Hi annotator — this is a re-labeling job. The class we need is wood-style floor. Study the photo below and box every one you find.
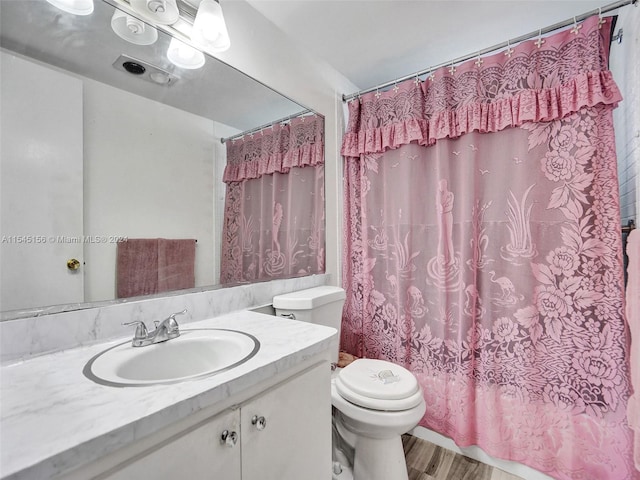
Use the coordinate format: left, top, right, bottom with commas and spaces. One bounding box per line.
402, 435, 524, 480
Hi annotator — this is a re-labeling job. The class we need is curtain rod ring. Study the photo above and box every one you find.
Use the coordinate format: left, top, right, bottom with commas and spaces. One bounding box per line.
504, 39, 514, 58
570, 16, 582, 35
535, 28, 545, 48
597, 7, 606, 28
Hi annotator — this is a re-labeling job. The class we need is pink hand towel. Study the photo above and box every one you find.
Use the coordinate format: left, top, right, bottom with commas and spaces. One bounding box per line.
116, 239, 159, 298
158, 239, 196, 293
116, 238, 196, 298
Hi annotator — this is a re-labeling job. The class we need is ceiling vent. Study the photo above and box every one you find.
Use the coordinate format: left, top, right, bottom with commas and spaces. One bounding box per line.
112, 54, 179, 86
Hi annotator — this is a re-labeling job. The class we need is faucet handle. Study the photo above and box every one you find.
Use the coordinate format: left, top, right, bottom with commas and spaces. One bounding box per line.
122, 321, 148, 340
168, 309, 187, 320
166, 309, 187, 330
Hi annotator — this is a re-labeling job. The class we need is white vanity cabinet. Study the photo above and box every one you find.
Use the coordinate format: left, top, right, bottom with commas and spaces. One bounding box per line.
94, 362, 331, 480
240, 362, 331, 480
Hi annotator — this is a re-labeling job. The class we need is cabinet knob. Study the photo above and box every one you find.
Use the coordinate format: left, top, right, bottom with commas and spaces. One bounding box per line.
251, 415, 267, 431
220, 430, 238, 447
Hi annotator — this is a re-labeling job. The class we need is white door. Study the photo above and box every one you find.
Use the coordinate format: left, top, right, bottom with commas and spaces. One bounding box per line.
0, 52, 84, 312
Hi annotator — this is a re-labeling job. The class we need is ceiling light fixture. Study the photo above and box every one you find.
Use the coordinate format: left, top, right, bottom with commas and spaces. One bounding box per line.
129, 0, 179, 25
167, 37, 205, 69
111, 10, 158, 45
45, 0, 94, 15
191, 0, 230, 53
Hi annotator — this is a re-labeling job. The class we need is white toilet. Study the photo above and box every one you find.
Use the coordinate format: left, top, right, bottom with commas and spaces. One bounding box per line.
273, 286, 426, 480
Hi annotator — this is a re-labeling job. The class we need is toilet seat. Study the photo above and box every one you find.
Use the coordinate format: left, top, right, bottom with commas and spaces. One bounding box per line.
335, 359, 423, 411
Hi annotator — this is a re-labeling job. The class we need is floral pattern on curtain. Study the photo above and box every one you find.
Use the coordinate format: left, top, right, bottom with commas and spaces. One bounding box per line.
341, 16, 637, 480
221, 115, 325, 284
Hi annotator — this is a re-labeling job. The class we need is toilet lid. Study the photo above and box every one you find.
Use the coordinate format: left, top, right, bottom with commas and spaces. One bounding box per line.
335, 359, 423, 411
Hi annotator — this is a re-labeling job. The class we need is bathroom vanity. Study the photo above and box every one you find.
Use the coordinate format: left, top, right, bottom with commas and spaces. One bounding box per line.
0, 311, 336, 480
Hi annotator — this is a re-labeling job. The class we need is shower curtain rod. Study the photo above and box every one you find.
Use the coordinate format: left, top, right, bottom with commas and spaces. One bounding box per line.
220, 108, 313, 144
342, 0, 637, 102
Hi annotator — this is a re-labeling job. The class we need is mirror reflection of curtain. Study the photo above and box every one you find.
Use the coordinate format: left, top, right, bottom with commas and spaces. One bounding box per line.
341, 16, 637, 479
220, 115, 325, 284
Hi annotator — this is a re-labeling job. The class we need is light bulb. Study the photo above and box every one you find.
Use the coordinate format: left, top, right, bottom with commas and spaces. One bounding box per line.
46, 0, 94, 15
167, 38, 205, 70
191, 0, 230, 53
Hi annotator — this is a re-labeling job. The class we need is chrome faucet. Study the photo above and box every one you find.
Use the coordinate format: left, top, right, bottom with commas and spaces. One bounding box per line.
123, 309, 187, 347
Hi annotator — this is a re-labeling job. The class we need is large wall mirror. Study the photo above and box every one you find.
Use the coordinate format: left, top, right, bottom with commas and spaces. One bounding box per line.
0, 0, 324, 319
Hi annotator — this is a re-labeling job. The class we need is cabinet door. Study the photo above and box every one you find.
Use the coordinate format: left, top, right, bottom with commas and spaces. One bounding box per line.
241, 363, 332, 480
103, 408, 241, 480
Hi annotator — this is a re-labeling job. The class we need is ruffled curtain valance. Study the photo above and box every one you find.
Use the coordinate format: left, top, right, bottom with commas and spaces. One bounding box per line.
341, 15, 622, 158
224, 114, 324, 183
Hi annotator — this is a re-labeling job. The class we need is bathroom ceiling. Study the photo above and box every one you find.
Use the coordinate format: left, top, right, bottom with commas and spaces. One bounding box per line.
245, 0, 612, 93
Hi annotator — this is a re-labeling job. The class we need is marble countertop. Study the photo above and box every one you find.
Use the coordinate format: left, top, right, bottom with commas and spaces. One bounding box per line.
0, 311, 336, 479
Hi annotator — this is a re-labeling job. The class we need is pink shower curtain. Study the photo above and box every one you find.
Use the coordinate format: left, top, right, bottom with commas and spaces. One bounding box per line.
628, 229, 640, 471
220, 115, 325, 284
341, 16, 637, 480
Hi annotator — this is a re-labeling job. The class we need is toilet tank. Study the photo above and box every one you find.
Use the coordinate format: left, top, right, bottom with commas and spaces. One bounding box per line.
273, 286, 346, 362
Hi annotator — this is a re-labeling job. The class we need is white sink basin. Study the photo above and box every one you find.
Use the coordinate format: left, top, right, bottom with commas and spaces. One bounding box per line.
84, 329, 260, 387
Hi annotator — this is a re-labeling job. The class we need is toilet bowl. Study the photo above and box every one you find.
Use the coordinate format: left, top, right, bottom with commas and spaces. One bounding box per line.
273, 287, 426, 480
331, 359, 426, 480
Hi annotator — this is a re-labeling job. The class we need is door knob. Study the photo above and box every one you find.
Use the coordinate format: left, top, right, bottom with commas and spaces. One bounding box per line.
66, 258, 81, 270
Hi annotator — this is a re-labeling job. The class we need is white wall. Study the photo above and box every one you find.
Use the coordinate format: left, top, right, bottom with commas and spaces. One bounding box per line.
215, 0, 359, 287
83, 79, 217, 302
611, 5, 640, 227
